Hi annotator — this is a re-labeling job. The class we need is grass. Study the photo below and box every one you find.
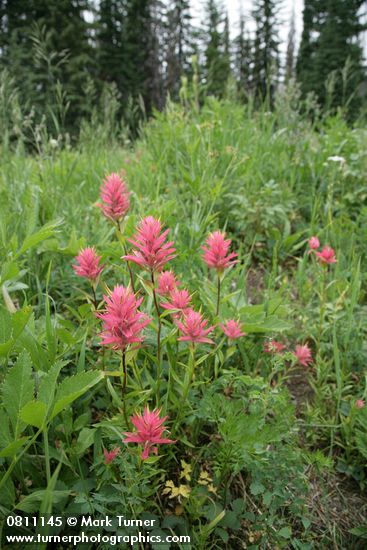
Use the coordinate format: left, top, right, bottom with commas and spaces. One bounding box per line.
0, 94, 366, 548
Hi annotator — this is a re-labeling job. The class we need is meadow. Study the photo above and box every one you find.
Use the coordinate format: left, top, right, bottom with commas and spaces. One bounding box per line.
0, 92, 367, 549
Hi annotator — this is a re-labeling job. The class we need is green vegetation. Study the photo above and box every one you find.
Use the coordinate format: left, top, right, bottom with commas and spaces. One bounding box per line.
0, 0, 365, 140
0, 91, 366, 548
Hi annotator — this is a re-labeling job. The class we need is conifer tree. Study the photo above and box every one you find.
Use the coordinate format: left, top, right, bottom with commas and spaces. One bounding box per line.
123, 0, 164, 113
297, 0, 366, 114
203, 0, 231, 97
97, 0, 127, 92
0, 0, 93, 132
233, 12, 252, 99
285, 9, 296, 82
164, 0, 192, 99
251, 0, 281, 101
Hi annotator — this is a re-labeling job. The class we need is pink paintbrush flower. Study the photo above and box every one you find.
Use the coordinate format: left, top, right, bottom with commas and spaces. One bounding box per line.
201, 231, 238, 272
103, 447, 120, 465
176, 308, 215, 345
157, 271, 178, 296
294, 344, 313, 366
161, 289, 192, 313
98, 172, 130, 222
355, 399, 365, 409
123, 216, 176, 272
97, 285, 151, 351
72, 247, 103, 280
264, 340, 286, 354
221, 320, 245, 340
308, 236, 320, 250
123, 407, 176, 460
315, 246, 337, 265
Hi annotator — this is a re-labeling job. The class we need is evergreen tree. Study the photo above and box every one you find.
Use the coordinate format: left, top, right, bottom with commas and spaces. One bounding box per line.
233, 12, 252, 99
97, 0, 127, 91
285, 9, 296, 82
0, 0, 93, 132
203, 0, 231, 97
295, 0, 315, 93
297, 0, 366, 113
164, 0, 192, 99
251, 0, 281, 101
123, 0, 164, 113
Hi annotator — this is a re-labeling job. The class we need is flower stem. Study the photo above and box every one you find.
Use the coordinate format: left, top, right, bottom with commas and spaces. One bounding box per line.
123, 243, 135, 293
216, 274, 221, 316
0, 428, 43, 494
317, 267, 326, 351
151, 271, 162, 407
177, 346, 196, 428
121, 351, 129, 428
91, 283, 98, 310
43, 428, 51, 484
116, 220, 135, 293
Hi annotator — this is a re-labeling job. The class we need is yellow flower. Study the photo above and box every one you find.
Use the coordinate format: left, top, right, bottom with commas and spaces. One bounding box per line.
162, 480, 191, 500
198, 470, 212, 485
162, 480, 176, 495
207, 483, 217, 495
180, 460, 192, 482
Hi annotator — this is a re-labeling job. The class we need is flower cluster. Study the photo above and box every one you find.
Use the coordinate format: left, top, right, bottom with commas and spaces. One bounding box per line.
308, 236, 337, 264
97, 285, 151, 351
98, 172, 130, 222
72, 247, 103, 281
123, 216, 176, 272
123, 407, 176, 460
161, 288, 192, 316
202, 230, 238, 272
264, 339, 313, 366
72, 169, 332, 470
294, 344, 313, 366
264, 339, 286, 354
157, 271, 178, 296
176, 308, 216, 345
103, 447, 120, 465
220, 320, 245, 340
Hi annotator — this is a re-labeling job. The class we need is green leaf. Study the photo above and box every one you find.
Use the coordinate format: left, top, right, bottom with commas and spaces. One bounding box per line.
2, 352, 34, 437
0, 409, 11, 447
216, 527, 229, 543
231, 498, 245, 515
77, 335, 87, 373
19, 401, 47, 429
349, 525, 367, 539
50, 371, 103, 419
201, 510, 226, 537
11, 306, 33, 339
0, 261, 19, 284
0, 437, 30, 457
45, 295, 57, 364
250, 480, 266, 495
0, 476, 15, 509
38, 362, 63, 407
263, 491, 273, 506
278, 526, 292, 539
243, 316, 292, 333
0, 306, 32, 357
355, 431, 367, 460
39, 463, 63, 516
219, 510, 240, 530
18, 329, 49, 371
0, 308, 12, 355
16, 489, 69, 513
16, 219, 63, 257
73, 428, 95, 456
